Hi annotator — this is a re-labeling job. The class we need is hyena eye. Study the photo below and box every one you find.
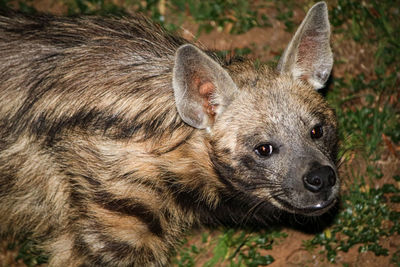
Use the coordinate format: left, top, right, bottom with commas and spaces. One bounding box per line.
311, 124, 323, 139
255, 144, 274, 157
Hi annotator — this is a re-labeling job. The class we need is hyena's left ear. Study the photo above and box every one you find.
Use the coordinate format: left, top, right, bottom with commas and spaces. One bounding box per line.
173, 44, 238, 129
277, 1, 333, 90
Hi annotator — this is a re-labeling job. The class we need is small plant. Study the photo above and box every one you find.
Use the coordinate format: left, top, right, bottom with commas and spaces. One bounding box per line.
206, 230, 275, 266
392, 249, 400, 266
305, 174, 400, 262
173, 237, 203, 267
274, 0, 296, 32
166, 0, 271, 34
6, 239, 49, 267
173, 229, 286, 267
65, 0, 126, 15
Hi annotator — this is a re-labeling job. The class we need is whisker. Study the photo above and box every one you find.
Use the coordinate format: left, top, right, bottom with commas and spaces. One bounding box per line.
239, 189, 287, 226
240, 200, 266, 227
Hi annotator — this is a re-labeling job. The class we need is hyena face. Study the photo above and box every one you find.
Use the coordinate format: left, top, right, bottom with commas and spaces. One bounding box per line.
212, 76, 339, 216
173, 2, 338, 216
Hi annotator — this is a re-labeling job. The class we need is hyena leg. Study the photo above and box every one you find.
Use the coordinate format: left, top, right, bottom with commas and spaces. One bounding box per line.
46, 213, 170, 267
46, 234, 82, 267
47, 229, 168, 267
56, 178, 171, 266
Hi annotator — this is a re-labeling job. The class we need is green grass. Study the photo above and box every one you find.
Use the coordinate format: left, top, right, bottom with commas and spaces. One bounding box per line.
304, 176, 400, 262
6, 239, 48, 267
173, 229, 285, 267
1, 0, 399, 266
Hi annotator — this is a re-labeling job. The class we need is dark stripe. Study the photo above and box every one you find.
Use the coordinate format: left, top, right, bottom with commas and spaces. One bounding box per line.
69, 188, 84, 207
153, 128, 194, 155
100, 238, 156, 264
100, 239, 133, 261
235, 155, 274, 186
211, 152, 266, 191
93, 190, 163, 237
0, 174, 16, 197
32, 108, 112, 143
33, 113, 47, 136
161, 171, 225, 227
68, 175, 87, 208
118, 105, 153, 139
162, 171, 208, 213
238, 155, 257, 170
143, 112, 168, 139
74, 233, 156, 266
12, 62, 58, 124
209, 152, 236, 191
135, 74, 160, 83
27, 98, 186, 143
67, 173, 163, 237
80, 174, 102, 187
22, 91, 187, 144
119, 171, 164, 194
103, 114, 122, 133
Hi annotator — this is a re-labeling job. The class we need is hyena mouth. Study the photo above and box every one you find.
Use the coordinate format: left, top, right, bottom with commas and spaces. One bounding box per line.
275, 163, 339, 216
275, 196, 337, 216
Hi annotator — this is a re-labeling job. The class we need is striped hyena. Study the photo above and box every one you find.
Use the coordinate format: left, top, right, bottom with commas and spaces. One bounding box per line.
0, 2, 338, 266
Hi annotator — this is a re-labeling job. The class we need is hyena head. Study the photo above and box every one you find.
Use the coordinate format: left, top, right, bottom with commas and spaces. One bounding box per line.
173, 2, 338, 216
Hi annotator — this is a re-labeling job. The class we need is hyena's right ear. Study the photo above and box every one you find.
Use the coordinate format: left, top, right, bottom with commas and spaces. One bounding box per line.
172, 44, 238, 129
277, 1, 333, 90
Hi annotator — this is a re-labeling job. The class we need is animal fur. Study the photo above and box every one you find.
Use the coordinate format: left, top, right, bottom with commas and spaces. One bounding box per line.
0, 2, 339, 266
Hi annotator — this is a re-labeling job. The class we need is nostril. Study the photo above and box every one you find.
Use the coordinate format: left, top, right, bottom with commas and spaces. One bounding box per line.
303, 165, 336, 193
311, 177, 322, 187
303, 173, 324, 192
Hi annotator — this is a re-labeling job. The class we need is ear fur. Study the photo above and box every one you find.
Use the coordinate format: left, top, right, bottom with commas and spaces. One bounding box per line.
172, 44, 238, 129
277, 1, 333, 90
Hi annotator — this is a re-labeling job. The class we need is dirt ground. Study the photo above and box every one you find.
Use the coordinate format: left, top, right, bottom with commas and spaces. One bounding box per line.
0, 1, 399, 267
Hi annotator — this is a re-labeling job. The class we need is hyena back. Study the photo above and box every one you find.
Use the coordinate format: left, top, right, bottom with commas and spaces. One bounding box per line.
0, 2, 339, 266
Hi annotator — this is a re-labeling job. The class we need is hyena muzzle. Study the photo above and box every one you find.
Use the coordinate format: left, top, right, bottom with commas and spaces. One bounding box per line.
0, 2, 339, 266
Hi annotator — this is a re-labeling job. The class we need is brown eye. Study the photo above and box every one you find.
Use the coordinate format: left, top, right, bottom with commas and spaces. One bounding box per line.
311, 124, 323, 139
255, 144, 274, 157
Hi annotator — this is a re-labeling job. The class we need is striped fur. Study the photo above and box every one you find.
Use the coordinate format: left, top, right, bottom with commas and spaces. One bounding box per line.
0, 3, 339, 266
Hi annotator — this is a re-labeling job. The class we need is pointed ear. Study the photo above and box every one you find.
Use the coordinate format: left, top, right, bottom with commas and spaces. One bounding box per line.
277, 2, 333, 90
172, 44, 238, 129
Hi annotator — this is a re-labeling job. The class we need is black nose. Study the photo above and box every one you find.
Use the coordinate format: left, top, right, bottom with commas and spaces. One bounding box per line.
303, 165, 336, 193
